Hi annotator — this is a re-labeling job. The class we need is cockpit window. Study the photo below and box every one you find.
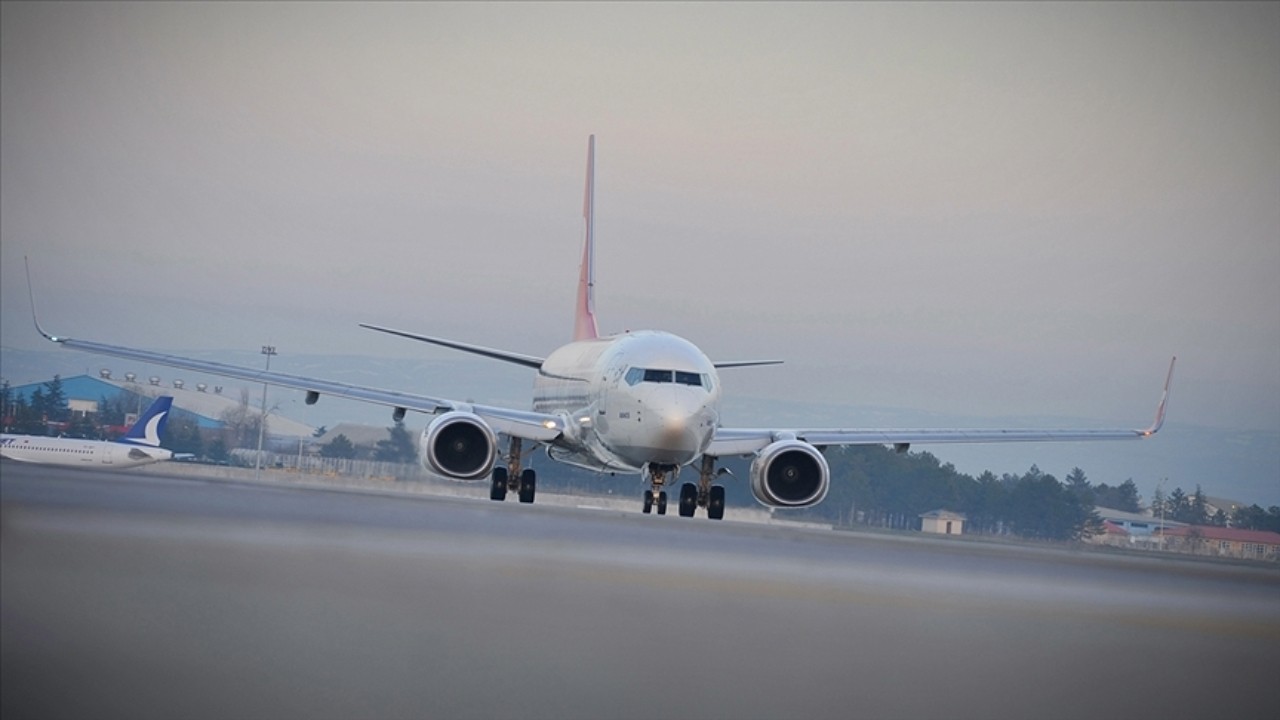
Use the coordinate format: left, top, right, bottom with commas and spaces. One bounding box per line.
625, 367, 712, 391
674, 371, 702, 386
644, 368, 673, 383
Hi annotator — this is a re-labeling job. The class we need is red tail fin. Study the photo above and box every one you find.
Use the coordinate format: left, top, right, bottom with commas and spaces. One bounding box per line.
574, 135, 600, 341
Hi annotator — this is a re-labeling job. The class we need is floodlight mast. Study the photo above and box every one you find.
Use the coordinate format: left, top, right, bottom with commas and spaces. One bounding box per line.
255, 345, 277, 480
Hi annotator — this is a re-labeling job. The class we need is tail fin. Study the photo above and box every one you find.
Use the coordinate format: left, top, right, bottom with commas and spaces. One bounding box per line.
118, 396, 174, 447
573, 135, 600, 341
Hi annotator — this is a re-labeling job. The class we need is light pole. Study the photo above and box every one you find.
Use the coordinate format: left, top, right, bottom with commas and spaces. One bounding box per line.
254, 345, 277, 481
1156, 477, 1167, 551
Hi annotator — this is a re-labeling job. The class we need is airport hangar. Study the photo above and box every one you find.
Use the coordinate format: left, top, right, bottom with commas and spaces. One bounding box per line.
4, 372, 315, 439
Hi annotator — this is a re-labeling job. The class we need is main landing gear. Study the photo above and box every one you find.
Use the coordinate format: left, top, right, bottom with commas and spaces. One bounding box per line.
490, 436, 537, 504
645, 457, 726, 520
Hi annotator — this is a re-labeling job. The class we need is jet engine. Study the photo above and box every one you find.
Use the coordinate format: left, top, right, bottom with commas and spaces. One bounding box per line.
420, 411, 497, 480
749, 440, 829, 508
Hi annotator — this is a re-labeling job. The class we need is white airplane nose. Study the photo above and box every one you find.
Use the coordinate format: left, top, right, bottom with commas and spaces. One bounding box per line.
637, 391, 714, 462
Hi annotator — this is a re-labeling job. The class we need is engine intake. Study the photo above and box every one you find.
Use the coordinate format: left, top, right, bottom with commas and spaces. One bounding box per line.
421, 411, 497, 480
749, 440, 829, 508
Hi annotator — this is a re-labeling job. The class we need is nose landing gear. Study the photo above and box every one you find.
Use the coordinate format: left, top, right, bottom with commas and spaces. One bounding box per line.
641, 463, 675, 515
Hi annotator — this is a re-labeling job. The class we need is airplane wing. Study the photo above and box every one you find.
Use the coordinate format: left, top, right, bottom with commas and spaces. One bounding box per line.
360, 324, 784, 371
359, 323, 545, 369
38, 335, 564, 443
706, 357, 1175, 457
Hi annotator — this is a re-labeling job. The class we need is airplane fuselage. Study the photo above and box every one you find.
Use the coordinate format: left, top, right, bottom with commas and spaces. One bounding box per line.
0, 434, 175, 469
532, 330, 721, 473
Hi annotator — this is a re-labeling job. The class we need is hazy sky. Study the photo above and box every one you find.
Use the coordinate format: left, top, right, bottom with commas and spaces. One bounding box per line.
3, 3, 1277, 499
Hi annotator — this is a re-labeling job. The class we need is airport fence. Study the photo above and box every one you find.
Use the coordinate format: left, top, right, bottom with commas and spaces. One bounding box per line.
227, 449, 425, 482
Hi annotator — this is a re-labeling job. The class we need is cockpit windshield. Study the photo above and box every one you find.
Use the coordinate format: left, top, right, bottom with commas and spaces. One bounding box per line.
625, 367, 713, 391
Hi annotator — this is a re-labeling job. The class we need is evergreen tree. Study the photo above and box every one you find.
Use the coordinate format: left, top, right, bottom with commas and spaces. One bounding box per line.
98, 393, 128, 427
1167, 487, 1191, 523
13, 395, 44, 435
1151, 486, 1167, 517
1115, 479, 1141, 513
0, 380, 11, 428
42, 376, 69, 422
66, 413, 98, 439
166, 416, 204, 457
964, 470, 1008, 534
375, 422, 417, 463
29, 387, 47, 423
1006, 468, 1098, 541
1065, 467, 1094, 506
1231, 504, 1280, 533
208, 438, 229, 464
322, 434, 357, 459
1189, 485, 1209, 526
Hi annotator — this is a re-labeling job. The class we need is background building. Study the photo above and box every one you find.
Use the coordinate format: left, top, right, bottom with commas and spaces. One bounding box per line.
4, 373, 314, 438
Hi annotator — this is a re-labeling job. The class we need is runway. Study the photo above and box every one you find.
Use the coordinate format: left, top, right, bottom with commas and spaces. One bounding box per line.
3, 463, 1277, 720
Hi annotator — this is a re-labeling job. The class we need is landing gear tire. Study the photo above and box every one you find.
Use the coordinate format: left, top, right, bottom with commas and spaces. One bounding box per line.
642, 491, 653, 514
678, 483, 697, 517
518, 468, 537, 504
656, 491, 668, 515
490, 467, 508, 501
708, 485, 726, 520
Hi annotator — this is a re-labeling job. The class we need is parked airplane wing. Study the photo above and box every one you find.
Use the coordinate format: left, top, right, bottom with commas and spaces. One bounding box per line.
707, 357, 1174, 457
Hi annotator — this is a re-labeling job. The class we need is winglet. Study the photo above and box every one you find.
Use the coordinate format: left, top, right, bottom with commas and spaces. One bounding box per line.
24, 256, 61, 343
573, 135, 600, 342
1142, 356, 1176, 436
118, 396, 173, 447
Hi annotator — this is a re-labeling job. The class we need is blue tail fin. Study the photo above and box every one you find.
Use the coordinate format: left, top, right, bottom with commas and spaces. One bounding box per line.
118, 396, 174, 447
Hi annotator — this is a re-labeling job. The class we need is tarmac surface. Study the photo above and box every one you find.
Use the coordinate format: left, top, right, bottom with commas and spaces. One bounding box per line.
3, 462, 1278, 720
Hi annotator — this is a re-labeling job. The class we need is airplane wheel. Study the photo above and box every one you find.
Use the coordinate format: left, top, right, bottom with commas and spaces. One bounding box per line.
518, 468, 537, 504
490, 467, 508, 501
642, 491, 653, 514
708, 485, 725, 520
678, 483, 697, 517
656, 491, 668, 515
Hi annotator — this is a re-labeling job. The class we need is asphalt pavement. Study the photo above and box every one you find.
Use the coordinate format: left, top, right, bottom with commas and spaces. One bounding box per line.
3, 462, 1277, 720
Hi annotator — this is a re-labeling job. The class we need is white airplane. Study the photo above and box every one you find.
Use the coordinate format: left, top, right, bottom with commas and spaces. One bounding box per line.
29, 136, 1174, 518
1, 395, 177, 469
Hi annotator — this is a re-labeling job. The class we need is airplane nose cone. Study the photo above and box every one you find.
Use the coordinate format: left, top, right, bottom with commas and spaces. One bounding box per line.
637, 390, 715, 464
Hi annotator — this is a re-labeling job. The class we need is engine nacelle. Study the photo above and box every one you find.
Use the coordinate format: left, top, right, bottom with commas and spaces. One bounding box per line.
749, 440, 830, 508
421, 411, 497, 480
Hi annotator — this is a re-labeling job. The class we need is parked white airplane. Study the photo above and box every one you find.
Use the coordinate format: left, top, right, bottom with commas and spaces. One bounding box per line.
1, 395, 177, 469
29, 136, 1174, 518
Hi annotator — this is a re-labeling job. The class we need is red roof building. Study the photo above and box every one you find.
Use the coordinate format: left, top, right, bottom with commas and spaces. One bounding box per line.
1157, 525, 1280, 561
